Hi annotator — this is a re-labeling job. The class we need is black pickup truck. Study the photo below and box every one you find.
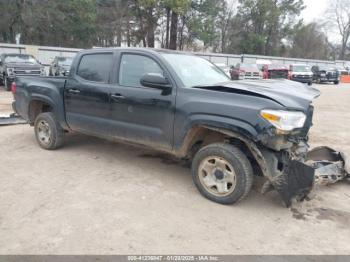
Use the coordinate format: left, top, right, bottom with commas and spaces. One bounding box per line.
12, 48, 321, 206
0, 53, 45, 91
311, 65, 340, 84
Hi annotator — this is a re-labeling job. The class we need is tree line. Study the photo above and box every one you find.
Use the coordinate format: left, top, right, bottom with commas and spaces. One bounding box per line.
0, 0, 349, 60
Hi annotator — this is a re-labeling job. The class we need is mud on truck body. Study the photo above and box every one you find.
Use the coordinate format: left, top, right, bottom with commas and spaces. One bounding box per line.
12, 48, 323, 207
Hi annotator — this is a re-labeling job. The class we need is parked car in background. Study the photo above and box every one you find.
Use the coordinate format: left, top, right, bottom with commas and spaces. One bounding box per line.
335, 65, 349, 76
289, 64, 313, 86
0, 53, 45, 91
214, 63, 231, 77
262, 64, 289, 79
311, 65, 340, 85
230, 63, 262, 80
49, 56, 74, 76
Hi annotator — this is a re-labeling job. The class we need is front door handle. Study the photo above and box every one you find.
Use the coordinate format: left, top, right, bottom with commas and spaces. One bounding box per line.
68, 88, 80, 94
111, 93, 125, 100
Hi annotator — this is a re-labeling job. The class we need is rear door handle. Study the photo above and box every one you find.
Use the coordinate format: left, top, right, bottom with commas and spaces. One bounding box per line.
68, 88, 80, 94
111, 93, 125, 100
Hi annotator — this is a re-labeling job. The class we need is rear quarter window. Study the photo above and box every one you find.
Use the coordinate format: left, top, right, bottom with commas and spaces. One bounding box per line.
77, 53, 113, 83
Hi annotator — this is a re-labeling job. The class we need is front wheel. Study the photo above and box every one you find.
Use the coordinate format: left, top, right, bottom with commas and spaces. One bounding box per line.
334, 80, 339, 85
34, 112, 65, 150
308, 81, 312, 86
191, 143, 253, 205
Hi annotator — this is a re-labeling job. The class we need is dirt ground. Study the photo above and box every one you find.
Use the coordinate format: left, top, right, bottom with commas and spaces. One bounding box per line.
0, 84, 349, 255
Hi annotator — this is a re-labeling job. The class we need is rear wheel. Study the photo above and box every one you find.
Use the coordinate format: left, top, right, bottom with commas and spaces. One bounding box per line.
34, 112, 64, 150
191, 143, 253, 205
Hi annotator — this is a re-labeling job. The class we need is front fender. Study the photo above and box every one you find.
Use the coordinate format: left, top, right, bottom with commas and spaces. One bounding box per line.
174, 114, 259, 152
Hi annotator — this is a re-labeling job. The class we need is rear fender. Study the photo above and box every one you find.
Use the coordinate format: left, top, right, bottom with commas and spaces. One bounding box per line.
28, 94, 68, 130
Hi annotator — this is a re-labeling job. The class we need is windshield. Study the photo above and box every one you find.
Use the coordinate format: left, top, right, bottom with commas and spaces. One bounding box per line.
292, 65, 310, 72
240, 64, 259, 70
4, 54, 39, 64
269, 64, 288, 70
58, 57, 73, 66
162, 54, 230, 87
319, 66, 336, 71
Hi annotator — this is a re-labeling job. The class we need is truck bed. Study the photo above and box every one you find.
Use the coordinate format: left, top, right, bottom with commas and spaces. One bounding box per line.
13, 76, 67, 126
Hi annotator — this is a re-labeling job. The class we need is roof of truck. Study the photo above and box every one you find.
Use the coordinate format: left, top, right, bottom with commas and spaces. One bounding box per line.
81, 47, 195, 56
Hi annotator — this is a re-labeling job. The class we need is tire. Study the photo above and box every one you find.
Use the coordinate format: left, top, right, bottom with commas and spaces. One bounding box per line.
191, 143, 253, 205
4, 75, 11, 91
34, 112, 64, 150
334, 80, 339, 85
308, 81, 312, 86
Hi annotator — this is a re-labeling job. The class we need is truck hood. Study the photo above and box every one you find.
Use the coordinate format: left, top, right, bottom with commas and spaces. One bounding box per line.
194, 79, 320, 110
291, 71, 313, 76
5, 63, 42, 69
59, 65, 71, 70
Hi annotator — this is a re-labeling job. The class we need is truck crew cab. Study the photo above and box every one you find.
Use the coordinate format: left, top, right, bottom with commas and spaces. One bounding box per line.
12, 48, 320, 207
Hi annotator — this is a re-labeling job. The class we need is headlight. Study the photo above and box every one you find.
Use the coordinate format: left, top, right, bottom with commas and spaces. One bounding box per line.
7, 68, 14, 75
260, 109, 306, 132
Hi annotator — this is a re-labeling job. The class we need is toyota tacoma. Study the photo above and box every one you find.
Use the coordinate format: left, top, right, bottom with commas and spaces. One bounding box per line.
12, 48, 321, 207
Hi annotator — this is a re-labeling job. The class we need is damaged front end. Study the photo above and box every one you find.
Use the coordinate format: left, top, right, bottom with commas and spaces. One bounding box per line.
254, 104, 317, 207
255, 129, 349, 207
259, 142, 315, 207
306, 146, 350, 185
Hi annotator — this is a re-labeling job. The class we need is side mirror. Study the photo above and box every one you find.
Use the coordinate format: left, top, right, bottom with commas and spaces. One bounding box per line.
140, 73, 172, 94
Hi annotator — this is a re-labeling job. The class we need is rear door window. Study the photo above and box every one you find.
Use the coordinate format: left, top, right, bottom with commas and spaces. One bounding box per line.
77, 53, 113, 83
119, 54, 163, 87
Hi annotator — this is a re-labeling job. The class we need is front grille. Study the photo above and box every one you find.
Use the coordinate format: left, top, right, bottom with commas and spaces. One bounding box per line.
270, 71, 288, 79
326, 72, 336, 78
14, 68, 41, 75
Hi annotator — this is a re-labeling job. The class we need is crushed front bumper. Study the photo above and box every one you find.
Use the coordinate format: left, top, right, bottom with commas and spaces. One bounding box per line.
259, 146, 315, 207
258, 145, 349, 207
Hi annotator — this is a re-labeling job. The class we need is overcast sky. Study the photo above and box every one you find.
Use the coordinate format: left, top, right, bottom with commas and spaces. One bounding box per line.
301, 0, 340, 42
302, 0, 328, 23
226, 0, 339, 42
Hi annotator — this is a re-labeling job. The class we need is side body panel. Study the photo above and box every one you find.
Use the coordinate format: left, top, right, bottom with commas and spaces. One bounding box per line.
172, 86, 283, 152
106, 50, 177, 151
14, 76, 68, 129
64, 77, 112, 136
